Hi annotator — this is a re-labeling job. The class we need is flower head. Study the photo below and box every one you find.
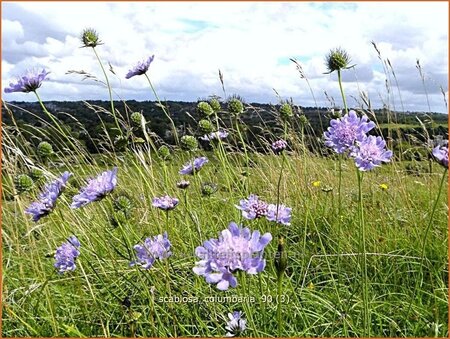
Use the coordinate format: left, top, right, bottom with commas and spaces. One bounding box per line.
125, 55, 155, 79
180, 135, 199, 151
71, 168, 118, 208
179, 156, 208, 175
325, 47, 352, 73
152, 195, 179, 210
131, 232, 172, 269
200, 130, 229, 142
176, 180, 190, 189
81, 28, 101, 47
312, 180, 321, 187
432, 144, 448, 168
225, 311, 247, 337
324, 110, 375, 154
26, 172, 72, 222
379, 183, 388, 191
235, 194, 269, 220
54, 236, 81, 274
351, 136, 393, 171
4, 69, 50, 93
266, 204, 292, 225
193, 222, 272, 290
271, 139, 287, 154
197, 101, 214, 117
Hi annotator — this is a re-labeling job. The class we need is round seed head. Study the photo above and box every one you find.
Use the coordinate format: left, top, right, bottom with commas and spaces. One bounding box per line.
180, 135, 198, 151
325, 47, 351, 73
81, 28, 101, 48
227, 98, 244, 115
198, 119, 214, 134
209, 98, 221, 112
279, 103, 294, 120
158, 145, 171, 160
37, 141, 53, 158
197, 101, 214, 117
15, 174, 34, 193
131, 112, 144, 126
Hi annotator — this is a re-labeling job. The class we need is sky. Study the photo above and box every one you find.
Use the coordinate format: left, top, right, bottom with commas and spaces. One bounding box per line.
2, 1, 448, 113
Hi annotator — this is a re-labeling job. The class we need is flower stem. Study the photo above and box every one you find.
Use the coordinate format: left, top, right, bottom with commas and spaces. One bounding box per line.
337, 69, 348, 114
277, 273, 283, 337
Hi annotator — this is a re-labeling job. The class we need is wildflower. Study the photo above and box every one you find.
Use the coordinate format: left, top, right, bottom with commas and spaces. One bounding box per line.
125, 55, 155, 79
180, 135, 199, 151
25, 172, 72, 222
200, 130, 229, 142
152, 195, 179, 210
324, 47, 353, 73
351, 136, 393, 171
271, 139, 288, 154
324, 110, 375, 154
193, 222, 272, 290
131, 232, 172, 269
266, 204, 292, 225
312, 180, 321, 187
71, 168, 118, 208
176, 180, 190, 189
235, 194, 269, 220
225, 311, 247, 337
81, 28, 101, 48
4, 69, 50, 93
197, 101, 214, 117
54, 236, 81, 274
379, 183, 388, 191
179, 156, 208, 175
227, 98, 244, 115
432, 144, 448, 168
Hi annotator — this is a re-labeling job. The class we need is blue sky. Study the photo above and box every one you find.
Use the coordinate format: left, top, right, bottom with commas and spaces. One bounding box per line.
2, 2, 448, 113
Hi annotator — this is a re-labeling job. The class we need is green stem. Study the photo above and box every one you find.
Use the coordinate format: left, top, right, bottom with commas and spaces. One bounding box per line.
277, 273, 283, 337
337, 69, 348, 114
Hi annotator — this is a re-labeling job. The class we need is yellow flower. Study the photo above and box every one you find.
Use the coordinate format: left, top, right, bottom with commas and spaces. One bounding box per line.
379, 183, 388, 190
307, 282, 315, 290
312, 181, 321, 187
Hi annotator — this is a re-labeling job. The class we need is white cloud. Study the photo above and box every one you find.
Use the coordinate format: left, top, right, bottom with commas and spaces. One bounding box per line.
1, 1, 448, 112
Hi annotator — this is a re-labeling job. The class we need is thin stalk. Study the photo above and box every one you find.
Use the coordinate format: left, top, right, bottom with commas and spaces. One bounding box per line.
277, 273, 283, 337
337, 69, 348, 114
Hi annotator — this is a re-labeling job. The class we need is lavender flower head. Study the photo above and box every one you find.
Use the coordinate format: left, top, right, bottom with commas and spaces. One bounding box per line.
266, 203, 292, 226
125, 55, 155, 79
54, 236, 81, 274
193, 222, 272, 290
324, 110, 376, 154
71, 167, 118, 209
152, 195, 179, 210
351, 136, 393, 171
200, 130, 229, 142
235, 194, 269, 220
26, 171, 72, 222
432, 144, 448, 168
225, 311, 247, 337
179, 156, 208, 175
131, 232, 172, 269
4, 69, 50, 93
176, 180, 190, 189
271, 139, 287, 154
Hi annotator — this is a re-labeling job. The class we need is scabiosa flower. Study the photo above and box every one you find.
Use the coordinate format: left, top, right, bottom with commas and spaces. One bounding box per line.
152, 195, 179, 210
176, 180, 190, 189
235, 194, 269, 220
351, 136, 393, 171
4, 69, 50, 93
324, 110, 376, 154
200, 130, 229, 142
131, 232, 172, 269
225, 311, 247, 337
266, 204, 292, 226
179, 156, 208, 175
71, 167, 118, 209
271, 139, 287, 154
125, 55, 155, 79
25, 172, 72, 222
432, 144, 448, 168
193, 222, 272, 290
324, 47, 353, 74
54, 236, 81, 274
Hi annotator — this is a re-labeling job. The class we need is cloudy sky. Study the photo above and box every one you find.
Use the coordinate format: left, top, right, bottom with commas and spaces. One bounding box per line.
2, 2, 448, 113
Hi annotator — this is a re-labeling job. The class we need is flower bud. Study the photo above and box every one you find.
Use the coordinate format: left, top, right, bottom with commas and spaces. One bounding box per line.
279, 103, 293, 120
325, 47, 351, 73
37, 141, 53, 159
209, 98, 221, 112
114, 195, 132, 213
15, 174, 34, 193
197, 101, 214, 117
176, 180, 190, 189
29, 168, 44, 182
158, 145, 171, 160
81, 28, 101, 48
274, 237, 287, 278
201, 182, 218, 196
198, 119, 214, 134
180, 135, 198, 152
227, 98, 244, 115
298, 114, 308, 126
131, 112, 144, 126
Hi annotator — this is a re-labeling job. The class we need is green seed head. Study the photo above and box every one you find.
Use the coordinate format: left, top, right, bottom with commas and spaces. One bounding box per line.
15, 174, 34, 193
114, 195, 132, 213
131, 112, 144, 126
198, 119, 214, 134
158, 145, 171, 160
197, 102, 214, 117
209, 98, 221, 112
279, 103, 294, 120
37, 141, 53, 158
298, 114, 308, 126
201, 182, 218, 196
325, 47, 351, 73
81, 28, 101, 48
180, 135, 198, 152
227, 98, 244, 115
29, 168, 44, 181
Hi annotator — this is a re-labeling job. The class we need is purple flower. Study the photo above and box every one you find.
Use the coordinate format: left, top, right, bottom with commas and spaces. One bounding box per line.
200, 130, 229, 142
271, 139, 287, 154
131, 232, 172, 269
54, 236, 81, 274
4, 69, 50, 93
235, 194, 269, 220
176, 180, 190, 189
351, 136, 393, 171
152, 195, 179, 210
71, 168, 118, 208
432, 144, 448, 168
193, 222, 272, 290
125, 55, 155, 79
225, 311, 247, 337
324, 110, 376, 154
179, 156, 208, 175
266, 204, 292, 225
25, 171, 72, 222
